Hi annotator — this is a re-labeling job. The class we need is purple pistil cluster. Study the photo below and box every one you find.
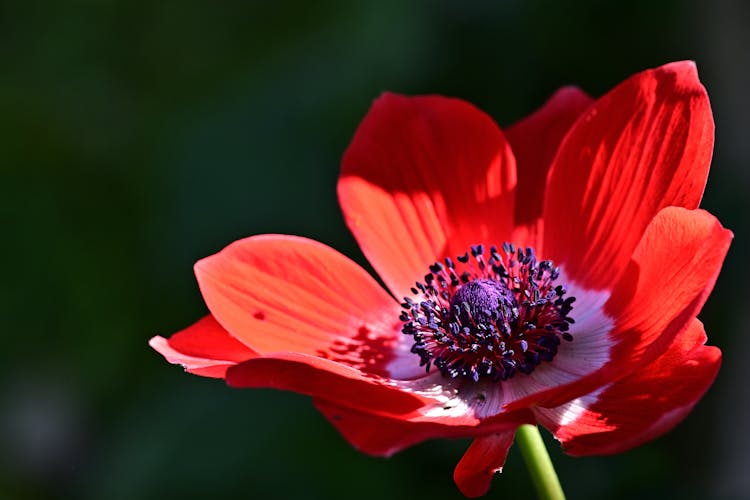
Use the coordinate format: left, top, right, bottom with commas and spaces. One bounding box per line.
399, 243, 575, 382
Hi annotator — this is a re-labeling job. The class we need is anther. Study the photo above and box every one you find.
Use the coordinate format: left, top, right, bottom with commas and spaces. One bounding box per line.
399, 243, 576, 382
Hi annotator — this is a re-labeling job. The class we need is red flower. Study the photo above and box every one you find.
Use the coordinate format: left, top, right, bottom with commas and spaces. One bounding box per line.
151, 61, 731, 497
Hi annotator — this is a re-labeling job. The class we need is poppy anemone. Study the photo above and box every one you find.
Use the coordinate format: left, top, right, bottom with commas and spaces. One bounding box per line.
151, 61, 730, 497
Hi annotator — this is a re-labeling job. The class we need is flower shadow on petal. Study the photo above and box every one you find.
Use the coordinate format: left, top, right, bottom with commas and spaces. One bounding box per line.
315, 322, 402, 379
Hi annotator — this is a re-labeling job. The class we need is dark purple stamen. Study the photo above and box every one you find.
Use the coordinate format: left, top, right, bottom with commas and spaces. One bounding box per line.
400, 243, 575, 382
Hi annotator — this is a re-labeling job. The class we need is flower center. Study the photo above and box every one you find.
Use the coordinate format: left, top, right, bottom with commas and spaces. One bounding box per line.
399, 243, 575, 382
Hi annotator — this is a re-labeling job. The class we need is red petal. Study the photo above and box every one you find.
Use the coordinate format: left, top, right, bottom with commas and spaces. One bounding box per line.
149, 316, 255, 378
313, 399, 524, 458
501, 207, 730, 411
506, 86, 593, 248
535, 319, 721, 456
339, 93, 517, 298
168, 315, 256, 361
314, 399, 430, 456
603, 207, 731, 380
453, 432, 516, 498
225, 352, 428, 416
195, 234, 403, 377
543, 61, 714, 289
229, 353, 536, 426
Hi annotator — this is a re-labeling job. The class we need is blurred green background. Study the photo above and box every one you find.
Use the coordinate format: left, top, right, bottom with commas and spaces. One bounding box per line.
2, 1, 748, 499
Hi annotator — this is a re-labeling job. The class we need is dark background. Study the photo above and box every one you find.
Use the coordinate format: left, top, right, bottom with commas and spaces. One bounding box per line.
2, 1, 748, 499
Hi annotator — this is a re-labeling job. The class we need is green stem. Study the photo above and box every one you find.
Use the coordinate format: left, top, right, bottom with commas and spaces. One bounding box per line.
515, 424, 566, 500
